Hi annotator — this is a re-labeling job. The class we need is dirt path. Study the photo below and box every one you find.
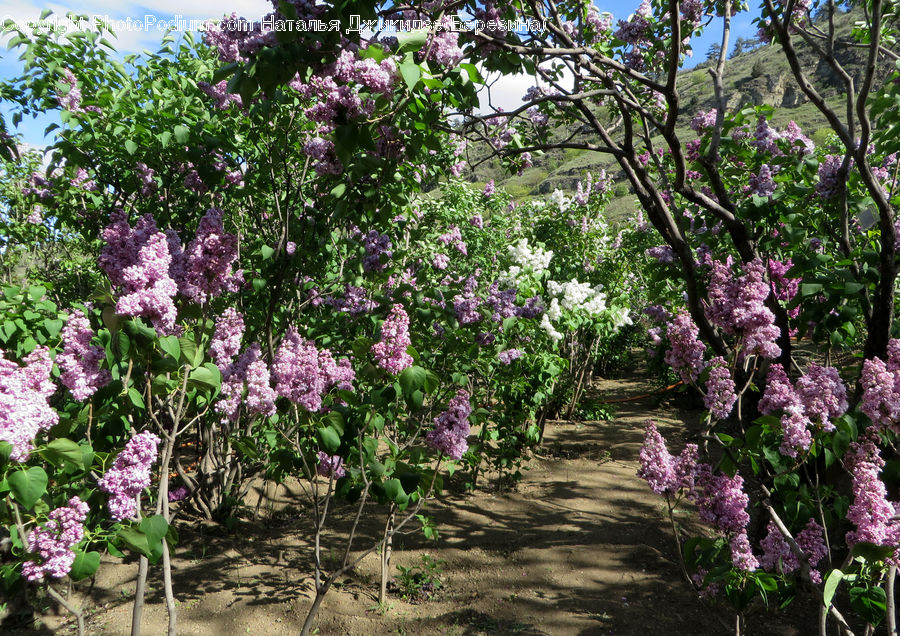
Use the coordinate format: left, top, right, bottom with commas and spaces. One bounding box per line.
28, 372, 809, 635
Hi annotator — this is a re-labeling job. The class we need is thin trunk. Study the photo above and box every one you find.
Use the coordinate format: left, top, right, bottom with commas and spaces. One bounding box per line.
379, 507, 396, 605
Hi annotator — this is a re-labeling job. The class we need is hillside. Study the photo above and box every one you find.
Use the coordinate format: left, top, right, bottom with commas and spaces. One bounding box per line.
464, 6, 895, 220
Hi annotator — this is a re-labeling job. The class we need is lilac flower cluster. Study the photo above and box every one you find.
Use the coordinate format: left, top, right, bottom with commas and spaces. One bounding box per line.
747, 164, 776, 197
638, 425, 757, 570
57, 69, 82, 112
98, 431, 161, 521
860, 345, 900, 432
372, 304, 414, 374
663, 311, 707, 383
218, 343, 277, 422
759, 363, 847, 456
498, 349, 524, 365
437, 225, 467, 255
426, 16, 464, 67
690, 109, 717, 133
209, 308, 245, 367
637, 422, 698, 495
21, 497, 90, 582
706, 258, 780, 360
704, 357, 737, 419
135, 162, 157, 196
760, 519, 827, 583
333, 49, 397, 94
363, 230, 393, 272
172, 208, 243, 304
317, 451, 346, 479
483, 180, 495, 197
767, 258, 800, 318
272, 328, 355, 412
816, 154, 849, 199
844, 439, 900, 550
58, 309, 111, 401
646, 245, 675, 263
425, 389, 472, 460
198, 80, 243, 110
0, 346, 58, 462
326, 284, 378, 315
99, 211, 178, 334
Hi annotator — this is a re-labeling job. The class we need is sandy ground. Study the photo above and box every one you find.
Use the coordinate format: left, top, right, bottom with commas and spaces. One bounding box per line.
12, 371, 814, 635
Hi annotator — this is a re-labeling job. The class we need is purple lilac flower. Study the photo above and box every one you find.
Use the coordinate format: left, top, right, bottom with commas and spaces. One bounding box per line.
816, 155, 848, 199
779, 406, 813, 457
646, 245, 675, 263
58, 309, 111, 401
664, 311, 707, 383
176, 208, 243, 304
425, 389, 472, 460
704, 357, 737, 419
706, 258, 780, 360
425, 16, 464, 67
98, 431, 161, 521
499, 349, 524, 364
57, 69, 82, 112
432, 253, 450, 270
363, 230, 393, 272
217, 343, 277, 422
795, 364, 847, 430
860, 357, 900, 431
470, 214, 484, 229
483, 180, 495, 197
758, 363, 796, 414
0, 347, 58, 462
317, 451, 346, 479
21, 497, 90, 582
638, 422, 698, 494
690, 109, 717, 133
371, 304, 414, 374
168, 485, 191, 502
273, 328, 354, 412
99, 211, 179, 334
209, 308, 245, 367
730, 532, 760, 571
694, 464, 750, 534
748, 164, 776, 197
844, 439, 900, 549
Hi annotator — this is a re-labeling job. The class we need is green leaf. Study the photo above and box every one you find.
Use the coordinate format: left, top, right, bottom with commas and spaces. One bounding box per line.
42, 318, 63, 339
128, 387, 145, 409
124, 140, 138, 155
318, 426, 341, 453
117, 526, 150, 557
9, 467, 48, 510
69, 550, 101, 581
159, 335, 180, 360
396, 30, 429, 54
849, 586, 886, 626
173, 125, 190, 143
40, 439, 85, 468
178, 337, 200, 366
399, 365, 426, 395
823, 569, 843, 608
260, 245, 275, 260
399, 61, 421, 91
850, 542, 896, 563
383, 478, 409, 506
188, 364, 221, 390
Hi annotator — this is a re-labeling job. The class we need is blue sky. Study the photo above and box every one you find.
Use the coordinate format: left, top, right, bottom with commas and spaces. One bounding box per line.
0, 0, 760, 148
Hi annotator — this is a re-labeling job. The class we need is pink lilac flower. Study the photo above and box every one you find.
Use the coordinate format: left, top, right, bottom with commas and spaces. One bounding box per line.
860, 356, 900, 431
426, 16, 464, 67
816, 154, 848, 199
704, 357, 737, 419
0, 346, 59, 462
694, 464, 750, 534
664, 311, 707, 383
779, 406, 813, 457
58, 309, 111, 401
483, 180, 495, 197
795, 364, 847, 430
759, 521, 800, 575
99, 211, 178, 334
690, 109, 717, 133
796, 519, 828, 583
217, 343, 277, 422
372, 304, 414, 374
748, 164, 776, 197
638, 422, 698, 494
758, 363, 796, 414
317, 451, 346, 479
844, 439, 900, 549
272, 328, 354, 412
425, 389, 472, 459
432, 253, 450, 270
98, 431, 161, 521
470, 214, 484, 229
209, 308, 245, 367
499, 349, 523, 364
706, 258, 780, 360
176, 208, 243, 304
767, 258, 800, 318
21, 497, 89, 582
646, 245, 675, 263
57, 69, 82, 112
730, 532, 760, 571
135, 162, 157, 196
